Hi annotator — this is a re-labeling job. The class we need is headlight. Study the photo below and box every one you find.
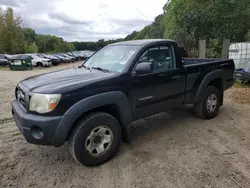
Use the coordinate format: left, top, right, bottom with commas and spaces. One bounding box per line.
29, 93, 61, 113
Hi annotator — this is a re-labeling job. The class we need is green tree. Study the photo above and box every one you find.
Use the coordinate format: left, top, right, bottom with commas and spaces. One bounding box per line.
54, 41, 74, 53
0, 7, 25, 53
25, 42, 38, 53
134, 25, 152, 39
23, 28, 37, 45
0, 8, 4, 53
162, 0, 250, 55
123, 0, 250, 57
149, 14, 164, 38
124, 31, 139, 40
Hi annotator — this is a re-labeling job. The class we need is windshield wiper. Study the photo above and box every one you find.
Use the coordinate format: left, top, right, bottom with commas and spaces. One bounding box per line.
91, 67, 109, 73
78, 65, 90, 70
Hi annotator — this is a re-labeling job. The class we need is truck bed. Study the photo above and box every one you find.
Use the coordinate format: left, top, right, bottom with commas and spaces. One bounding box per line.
182, 58, 221, 65
181, 57, 235, 104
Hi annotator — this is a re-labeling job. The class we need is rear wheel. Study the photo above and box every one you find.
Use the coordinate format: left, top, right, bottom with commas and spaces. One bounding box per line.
195, 86, 221, 119
68, 112, 121, 166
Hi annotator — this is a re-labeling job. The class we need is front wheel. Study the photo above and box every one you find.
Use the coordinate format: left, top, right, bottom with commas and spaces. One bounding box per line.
68, 112, 121, 166
36, 62, 43, 67
195, 86, 221, 119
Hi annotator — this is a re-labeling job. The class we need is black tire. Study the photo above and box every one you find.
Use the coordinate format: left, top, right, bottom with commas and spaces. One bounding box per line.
68, 112, 121, 166
195, 86, 221, 119
36, 62, 43, 67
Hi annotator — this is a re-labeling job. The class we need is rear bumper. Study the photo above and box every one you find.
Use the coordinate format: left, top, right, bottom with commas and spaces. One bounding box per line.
12, 100, 63, 146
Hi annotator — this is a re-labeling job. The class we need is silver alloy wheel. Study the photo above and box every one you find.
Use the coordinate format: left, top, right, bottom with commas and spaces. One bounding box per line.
206, 94, 217, 112
85, 125, 113, 157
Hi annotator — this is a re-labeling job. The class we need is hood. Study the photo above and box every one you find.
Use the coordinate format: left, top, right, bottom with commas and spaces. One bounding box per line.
21, 68, 117, 93
39, 58, 49, 61
33, 57, 48, 61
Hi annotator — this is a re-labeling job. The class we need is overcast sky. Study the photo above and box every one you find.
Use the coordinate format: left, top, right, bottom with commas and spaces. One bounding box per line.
0, 0, 166, 41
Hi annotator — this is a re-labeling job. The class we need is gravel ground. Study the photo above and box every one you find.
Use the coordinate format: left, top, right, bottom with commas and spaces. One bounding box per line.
1, 63, 250, 188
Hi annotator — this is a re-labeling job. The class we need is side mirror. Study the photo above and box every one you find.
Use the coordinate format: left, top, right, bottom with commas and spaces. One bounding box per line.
135, 62, 153, 75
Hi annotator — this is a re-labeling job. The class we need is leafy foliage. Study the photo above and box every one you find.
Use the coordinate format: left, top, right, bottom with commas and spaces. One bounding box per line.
0, 7, 25, 53
25, 42, 38, 53
54, 42, 74, 53
72, 38, 123, 51
131, 15, 164, 40
124, 0, 250, 57
163, 0, 250, 43
23, 28, 37, 45
163, 0, 250, 56
0, 7, 75, 54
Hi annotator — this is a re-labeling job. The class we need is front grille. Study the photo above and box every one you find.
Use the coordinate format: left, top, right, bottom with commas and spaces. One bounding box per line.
16, 87, 26, 109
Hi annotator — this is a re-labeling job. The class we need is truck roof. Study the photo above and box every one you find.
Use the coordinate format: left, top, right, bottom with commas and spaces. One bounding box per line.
109, 39, 175, 46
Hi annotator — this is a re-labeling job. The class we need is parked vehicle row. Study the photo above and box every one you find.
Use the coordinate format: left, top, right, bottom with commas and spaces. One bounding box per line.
0, 51, 94, 67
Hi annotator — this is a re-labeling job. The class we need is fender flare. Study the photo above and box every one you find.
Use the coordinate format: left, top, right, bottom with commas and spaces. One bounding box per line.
52, 91, 132, 146
194, 70, 224, 104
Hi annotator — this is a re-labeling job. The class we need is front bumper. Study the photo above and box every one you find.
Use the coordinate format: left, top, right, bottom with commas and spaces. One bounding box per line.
44, 61, 52, 66
12, 100, 62, 146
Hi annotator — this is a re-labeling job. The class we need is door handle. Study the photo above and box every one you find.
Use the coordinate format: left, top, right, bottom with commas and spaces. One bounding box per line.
172, 75, 181, 80
159, 73, 167, 77
133, 80, 140, 83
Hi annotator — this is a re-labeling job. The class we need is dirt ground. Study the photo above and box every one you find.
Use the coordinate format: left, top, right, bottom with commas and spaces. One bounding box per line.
1, 63, 250, 188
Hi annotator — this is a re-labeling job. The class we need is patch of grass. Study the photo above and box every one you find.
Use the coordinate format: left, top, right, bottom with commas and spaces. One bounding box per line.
234, 80, 250, 88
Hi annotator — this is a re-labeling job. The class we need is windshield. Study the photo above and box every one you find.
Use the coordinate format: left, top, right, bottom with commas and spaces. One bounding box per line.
36, 54, 44, 58
84, 45, 139, 72
34, 55, 42, 59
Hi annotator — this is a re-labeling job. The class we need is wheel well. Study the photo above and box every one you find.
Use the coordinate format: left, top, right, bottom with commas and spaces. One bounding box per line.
208, 78, 223, 91
67, 104, 122, 141
208, 78, 223, 105
36, 62, 43, 66
91, 104, 122, 125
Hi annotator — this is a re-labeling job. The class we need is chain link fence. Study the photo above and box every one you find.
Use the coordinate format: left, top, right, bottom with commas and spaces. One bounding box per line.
228, 42, 250, 71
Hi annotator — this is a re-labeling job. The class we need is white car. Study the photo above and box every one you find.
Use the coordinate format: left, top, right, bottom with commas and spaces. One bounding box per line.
29, 54, 52, 67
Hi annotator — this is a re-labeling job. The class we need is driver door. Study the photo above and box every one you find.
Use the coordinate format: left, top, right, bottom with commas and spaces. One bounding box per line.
130, 43, 185, 120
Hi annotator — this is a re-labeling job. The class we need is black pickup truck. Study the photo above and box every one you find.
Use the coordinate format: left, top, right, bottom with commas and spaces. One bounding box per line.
12, 39, 235, 166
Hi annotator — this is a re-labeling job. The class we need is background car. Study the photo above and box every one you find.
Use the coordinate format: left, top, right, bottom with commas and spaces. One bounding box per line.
59, 53, 76, 62
37, 54, 61, 66
27, 54, 52, 67
0, 54, 9, 66
55, 54, 71, 63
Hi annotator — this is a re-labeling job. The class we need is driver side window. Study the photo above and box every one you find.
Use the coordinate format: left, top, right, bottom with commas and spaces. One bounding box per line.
139, 50, 149, 62
138, 45, 175, 73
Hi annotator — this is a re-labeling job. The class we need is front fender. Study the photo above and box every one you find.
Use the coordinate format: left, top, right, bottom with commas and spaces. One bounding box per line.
52, 91, 132, 146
